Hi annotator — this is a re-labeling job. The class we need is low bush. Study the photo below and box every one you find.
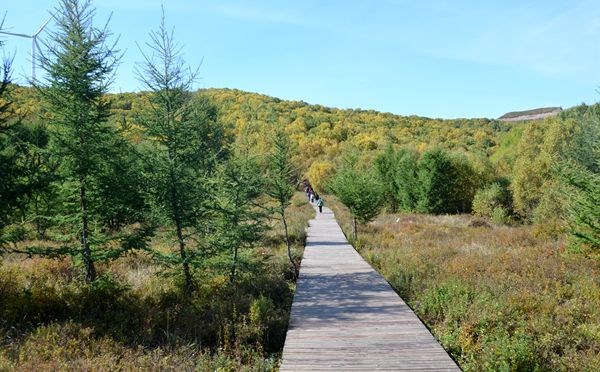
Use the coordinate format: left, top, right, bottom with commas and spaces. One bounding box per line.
472, 181, 513, 224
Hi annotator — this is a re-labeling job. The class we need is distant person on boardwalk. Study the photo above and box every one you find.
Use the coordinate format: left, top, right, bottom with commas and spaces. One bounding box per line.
316, 195, 324, 213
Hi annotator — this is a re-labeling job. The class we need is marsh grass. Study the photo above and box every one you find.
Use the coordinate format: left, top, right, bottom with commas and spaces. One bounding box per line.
328, 195, 600, 371
0, 193, 314, 371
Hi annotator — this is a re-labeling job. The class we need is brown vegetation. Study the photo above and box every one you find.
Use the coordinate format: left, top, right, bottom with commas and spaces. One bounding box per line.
328, 196, 600, 371
0, 194, 313, 371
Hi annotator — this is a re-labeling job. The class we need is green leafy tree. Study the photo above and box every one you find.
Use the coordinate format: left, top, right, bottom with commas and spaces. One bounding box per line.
513, 108, 599, 222
374, 145, 399, 212
37, 0, 124, 281
416, 149, 458, 214
329, 155, 384, 241
394, 148, 419, 211
511, 120, 548, 219
266, 129, 299, 278
449, 152, 486, 213
136, 11, 225, 290
212, 155, 267, 282
472, 179, 513, 224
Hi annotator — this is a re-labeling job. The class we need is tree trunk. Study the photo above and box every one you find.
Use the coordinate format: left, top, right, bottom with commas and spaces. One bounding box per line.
229, 193, 242, 283
169, 170, 192, 290
353, 216, 358, 242
176, 221, 192, 290
34, 196, 42, 239
391, 199, 398, 214
230, 245, 238, 282
282, 211, 297, 280
80, 180, 96, 282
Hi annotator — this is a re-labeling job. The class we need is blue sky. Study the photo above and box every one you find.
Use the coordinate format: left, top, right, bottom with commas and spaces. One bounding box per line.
2, 0, 600, 118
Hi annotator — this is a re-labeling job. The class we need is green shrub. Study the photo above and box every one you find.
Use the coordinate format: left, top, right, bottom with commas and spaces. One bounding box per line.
1, 224, 27, 248
416, 149, 456, 214
472, 182, 513, 224
490, 207, 509, 225
395, 149, 420, 211
416, 149, 482, 214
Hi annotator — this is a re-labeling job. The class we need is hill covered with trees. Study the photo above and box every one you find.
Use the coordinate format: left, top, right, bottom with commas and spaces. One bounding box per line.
7, 84, 530, 179
6, 79, 600, 252
40, 87, 600, 221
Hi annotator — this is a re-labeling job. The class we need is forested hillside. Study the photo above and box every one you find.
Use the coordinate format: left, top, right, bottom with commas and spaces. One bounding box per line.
12, 84, 599, 223
8, 84, 528, 179
5, 81, 600, 249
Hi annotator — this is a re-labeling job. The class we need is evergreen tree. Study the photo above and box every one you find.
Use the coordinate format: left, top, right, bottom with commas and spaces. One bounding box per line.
416, 148, 457, 214
136, 11, 225, 290
329, 155, 384, 241
37, 0, 124, 282
394, 148, 420, 211
374, 145, 399, 212
266, 129, 299, 278
11, 121, 59, 239
558, 155, 600, 252
89, 118, 146, 231
0, 33, 17, 250
212, 155, 267, 282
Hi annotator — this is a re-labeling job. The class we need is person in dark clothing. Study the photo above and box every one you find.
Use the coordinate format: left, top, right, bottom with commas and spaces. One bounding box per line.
316, 196, 324, 213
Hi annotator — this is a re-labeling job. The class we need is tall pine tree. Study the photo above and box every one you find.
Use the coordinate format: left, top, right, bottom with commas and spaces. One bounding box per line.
136, 10, 225, 290
212, 154, 267, 282
38, 0, 123, 282
266, 129, 299, 278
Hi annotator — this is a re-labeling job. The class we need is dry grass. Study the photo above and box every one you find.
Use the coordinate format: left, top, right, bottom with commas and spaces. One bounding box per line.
328, 196, 600, 371
0, 193, 314, 371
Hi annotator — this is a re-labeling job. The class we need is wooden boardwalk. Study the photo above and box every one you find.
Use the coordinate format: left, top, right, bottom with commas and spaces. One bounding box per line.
280, 206, 459, 371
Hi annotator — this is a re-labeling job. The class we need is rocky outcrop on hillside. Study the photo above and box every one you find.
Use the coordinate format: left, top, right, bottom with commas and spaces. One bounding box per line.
499, 107, 562, 122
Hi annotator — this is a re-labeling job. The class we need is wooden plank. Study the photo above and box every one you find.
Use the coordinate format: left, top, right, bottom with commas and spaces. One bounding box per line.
280, 206, 459, 371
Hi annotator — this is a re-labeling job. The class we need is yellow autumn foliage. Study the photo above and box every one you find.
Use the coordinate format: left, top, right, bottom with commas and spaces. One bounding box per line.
306, 160, 335, 192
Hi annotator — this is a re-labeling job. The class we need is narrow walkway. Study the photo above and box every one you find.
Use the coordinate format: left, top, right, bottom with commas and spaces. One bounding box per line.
280, 206, 459, 371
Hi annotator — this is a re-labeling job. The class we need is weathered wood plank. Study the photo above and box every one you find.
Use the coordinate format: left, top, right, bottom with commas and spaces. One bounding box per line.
280, 206, 459, 371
